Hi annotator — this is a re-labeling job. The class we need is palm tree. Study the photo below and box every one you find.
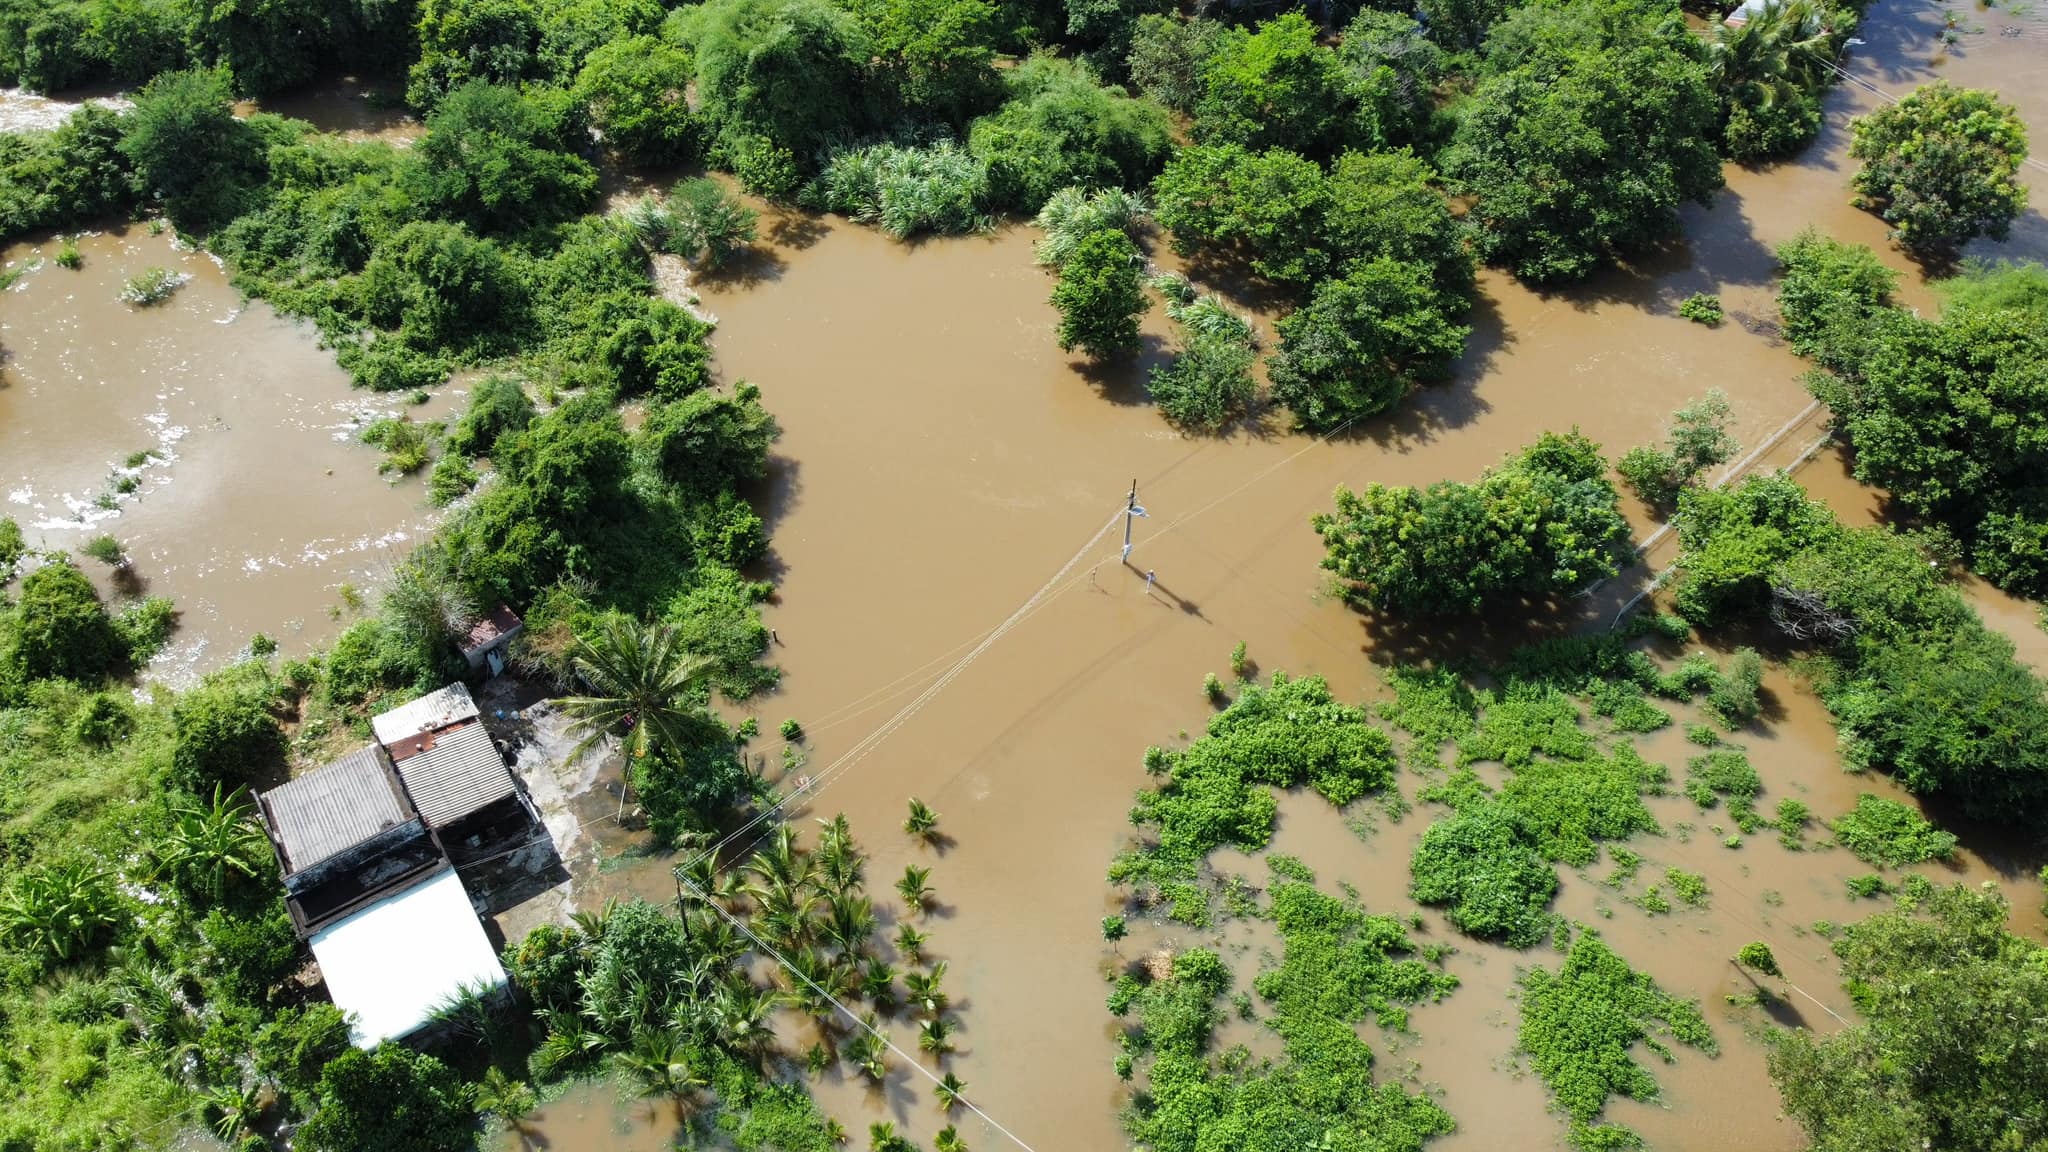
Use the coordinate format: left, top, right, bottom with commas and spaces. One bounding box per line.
712, 980, 783, 1065
822, 892, 878, 959
614, 1028, 704, 1120
473, 1066, 539, 1138
849, 1018, 889, 1082
868, 1121, 910, 1152
752, 875, 820, 950
903, 798, 940, 843
747, 824, 817, 898
935, 1071, 967, 1112
152, 785, 268, 905
1706, 0, 1834, 149
569, 898, 620, 942
534, 1010, 607, 1078
895, 864, 933, 912
559, 616, 719, 765
918, 1015, 955, 1056
894, 922, 929, 964
935, 1125, 968, 1152
675, 855, 745, 913
815, 833, 866, 898
860, 958, 899, 1012
905, 962, 949, 1018
205, 1080, 261, 1143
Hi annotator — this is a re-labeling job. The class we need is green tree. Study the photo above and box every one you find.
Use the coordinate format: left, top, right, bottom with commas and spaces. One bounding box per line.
1773, 230, 1898, 364
1194, 12, 1368, 159
171, 666, 286, 790
683, 0, 876, 164
118, 68, 266, 233
298, 1046, 478, 1152
404, 81, 598, 235
853, 0, 1004, 127
407, 0, 546, 107
640, 382, 780, 495
1266, 257, 1469, 431
1444, 32, 1722, 284
359, 219, 528, 356
1050, 228, 1146, 357
666, 177, 760, 268
1150, 143, 1332, 289
0, 104, 139, 240
445, 374, 536, 457
1125, 11, 1220, 114
183, 0, 340, 94
1315, 431, 1631, 615
573, 35, 699, 164
1850, 81, 2029, 256
966, 55, 1173, 212
1767, 884, 2048, 1152
1, 560, 123, 683
0, 859, 121, 966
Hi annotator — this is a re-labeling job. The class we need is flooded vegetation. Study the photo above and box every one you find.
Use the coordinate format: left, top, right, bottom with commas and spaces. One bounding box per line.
1, 0, 2045, 1148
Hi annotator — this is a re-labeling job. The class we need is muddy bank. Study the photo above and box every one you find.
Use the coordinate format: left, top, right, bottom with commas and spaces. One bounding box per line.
1, 225, 447, 680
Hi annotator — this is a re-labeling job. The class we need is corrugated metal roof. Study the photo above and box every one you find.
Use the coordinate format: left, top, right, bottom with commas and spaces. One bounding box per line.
260, 745, 416, 874
371, 682, 480, 746
309, 866, 506, 1047
389, 719, 518, 827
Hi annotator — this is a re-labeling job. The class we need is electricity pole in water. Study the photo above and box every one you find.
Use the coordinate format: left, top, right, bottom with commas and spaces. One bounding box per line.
1121, 478, 1148, 564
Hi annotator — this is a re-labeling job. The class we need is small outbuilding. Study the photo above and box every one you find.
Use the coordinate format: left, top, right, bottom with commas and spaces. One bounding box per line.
460, 604, 524, 677
307, 866, 507, 1048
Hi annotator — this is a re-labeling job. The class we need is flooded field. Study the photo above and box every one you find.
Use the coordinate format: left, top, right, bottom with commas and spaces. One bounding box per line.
0, 226, 446, 679
509, 0, 2048, 1149
3, 0, 2043, 1146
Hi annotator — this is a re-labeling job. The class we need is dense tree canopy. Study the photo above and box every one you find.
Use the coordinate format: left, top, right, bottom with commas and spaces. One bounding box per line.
1314, 431, 1631, 615
1267, 256, 1469, 430
119, 67, 268, 233
1850, 81, 2030, 256
298, 1046, 478, 1152
404, 81, 599, 235
968, 55, 1173, 212
1443, 0, 1722, 284
1768, 884, 2048, 1152
1050, 227, 1147, 357
573, 34, 700, 164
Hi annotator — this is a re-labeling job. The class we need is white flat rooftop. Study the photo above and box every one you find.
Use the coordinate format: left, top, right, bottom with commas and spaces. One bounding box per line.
309, 867, 506, 1048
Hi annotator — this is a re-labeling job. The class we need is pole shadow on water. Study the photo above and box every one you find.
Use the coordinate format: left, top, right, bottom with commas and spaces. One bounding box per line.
1126, 560, 1205, 619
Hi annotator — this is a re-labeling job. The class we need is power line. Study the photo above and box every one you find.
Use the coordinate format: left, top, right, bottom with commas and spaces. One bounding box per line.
675, 872, 1043, 1152
678, 505, 1128, 875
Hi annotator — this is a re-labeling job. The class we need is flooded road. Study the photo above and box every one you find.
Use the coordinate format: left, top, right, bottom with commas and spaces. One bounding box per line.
513, 1, 2048, 1149
0, 226, 444, 679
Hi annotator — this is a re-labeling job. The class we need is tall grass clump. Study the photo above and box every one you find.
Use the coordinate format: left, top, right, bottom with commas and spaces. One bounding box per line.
1033, 186, 1147, 268
810, 142, 989, 240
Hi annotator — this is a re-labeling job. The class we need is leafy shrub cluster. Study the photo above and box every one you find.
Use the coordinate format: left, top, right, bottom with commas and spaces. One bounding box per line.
1517, 932, 1716, 1149
1779, 237, 2048, 599
1829, 794, 1959, 868
1767, 884, 2048, 1151
1673, 473, 2048, 821
1110, 672, 1397, 917
1111, 880, 1458, 1152
1314, 430, 1632, 617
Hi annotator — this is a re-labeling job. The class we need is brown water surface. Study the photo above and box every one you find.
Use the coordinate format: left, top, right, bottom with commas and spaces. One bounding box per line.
1, 226, 444, 679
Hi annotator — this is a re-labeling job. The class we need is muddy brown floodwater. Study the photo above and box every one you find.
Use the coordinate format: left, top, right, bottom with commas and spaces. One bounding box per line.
1, 226, 448, 680
513, 2, 2048, 1149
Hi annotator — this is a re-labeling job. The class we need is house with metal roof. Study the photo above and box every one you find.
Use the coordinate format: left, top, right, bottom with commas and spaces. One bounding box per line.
254, 681, 545, 1048
257, 744, 443, 935
377, 691, 537, 864
371, 681, 482, 747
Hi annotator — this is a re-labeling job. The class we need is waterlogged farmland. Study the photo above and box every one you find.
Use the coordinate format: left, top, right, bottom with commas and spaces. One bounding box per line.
0, 0, 2044, 1149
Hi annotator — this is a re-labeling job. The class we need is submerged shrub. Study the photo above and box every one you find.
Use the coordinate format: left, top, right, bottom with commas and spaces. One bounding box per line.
666, 177, 760, 269
120, 266, 185, 306
1033, 185, 1147, 268
1517, 933, 1715, 1127
1830, 794, 1958, 867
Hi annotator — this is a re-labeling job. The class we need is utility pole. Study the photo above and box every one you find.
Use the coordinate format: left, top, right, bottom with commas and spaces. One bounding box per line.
1121, 478, 1148, 564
